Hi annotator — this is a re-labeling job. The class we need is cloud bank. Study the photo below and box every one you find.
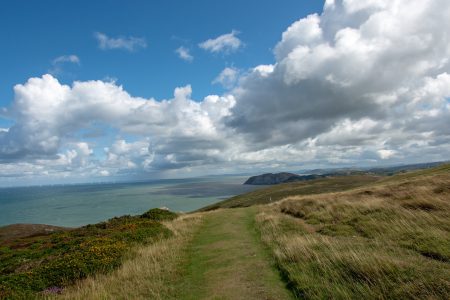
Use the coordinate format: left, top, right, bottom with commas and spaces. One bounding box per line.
1, 0, 450, 183
0, 75, 235, 181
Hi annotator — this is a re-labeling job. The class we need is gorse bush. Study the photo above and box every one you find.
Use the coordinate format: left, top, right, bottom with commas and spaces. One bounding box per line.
0, 212, 174, 298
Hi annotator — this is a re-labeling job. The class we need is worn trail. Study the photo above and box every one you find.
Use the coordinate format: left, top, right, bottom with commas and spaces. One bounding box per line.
176, 207, 292, 300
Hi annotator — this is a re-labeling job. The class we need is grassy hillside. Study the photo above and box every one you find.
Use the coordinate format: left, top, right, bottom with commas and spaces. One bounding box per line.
255, 164, 450, 299
0, 208, 177, 299
199, 174, 381, 211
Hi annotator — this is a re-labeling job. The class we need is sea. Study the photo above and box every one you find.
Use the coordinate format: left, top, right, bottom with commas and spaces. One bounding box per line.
0, 176, 263, 227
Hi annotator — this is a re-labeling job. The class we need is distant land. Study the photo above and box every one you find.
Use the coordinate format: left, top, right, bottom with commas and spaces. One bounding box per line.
297, 161, 447, 176
245, 161, 448, 185
244, 172, 325, 185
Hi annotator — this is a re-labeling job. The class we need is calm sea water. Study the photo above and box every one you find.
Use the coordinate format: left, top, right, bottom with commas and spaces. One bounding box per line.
0, 176, 262, 227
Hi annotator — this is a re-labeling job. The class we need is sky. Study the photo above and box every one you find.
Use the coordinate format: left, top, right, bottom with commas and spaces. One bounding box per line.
0, 0, 449, 186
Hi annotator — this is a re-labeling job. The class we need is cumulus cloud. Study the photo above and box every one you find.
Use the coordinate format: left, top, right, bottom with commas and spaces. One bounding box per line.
199, 30, 243, 54
175, 46, 194, 62
213, 67, 239, 89
94, 32, 147, 52
103, 139, 154, 172
227, 0, 450, 154
0, 75, 235, 179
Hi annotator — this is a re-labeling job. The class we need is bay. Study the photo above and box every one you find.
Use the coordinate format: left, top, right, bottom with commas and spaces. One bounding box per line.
0, 176, 262, 227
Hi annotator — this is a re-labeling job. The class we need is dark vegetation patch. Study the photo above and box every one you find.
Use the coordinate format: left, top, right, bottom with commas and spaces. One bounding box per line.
433, 183, 450, 194
359, 190, 374, 195
400, 200, 438, 211
0, 224, 70, 242
0, 210, 177, 299
141, 208, 178, 221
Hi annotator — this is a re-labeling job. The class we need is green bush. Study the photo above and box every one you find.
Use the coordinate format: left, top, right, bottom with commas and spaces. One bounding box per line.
141, 208, 178, 221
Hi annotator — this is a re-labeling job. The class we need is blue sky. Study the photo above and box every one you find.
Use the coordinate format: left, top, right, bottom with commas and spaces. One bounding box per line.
0, 0, 449, 186
0, 0, 323, 106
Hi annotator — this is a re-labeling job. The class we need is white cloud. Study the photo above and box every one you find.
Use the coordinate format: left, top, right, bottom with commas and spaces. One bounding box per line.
175, 46, 193, 62
0, 75, 235, 179
103, 139, 153, 172
252, 65, 275, 77
52, 55, 80, 65
49, 55, 80, 75
213, 67, 239, 89
94, 32, 147, 52
378, 149, 396, 159
227, 0, 450, 152
199, 30, 243, 54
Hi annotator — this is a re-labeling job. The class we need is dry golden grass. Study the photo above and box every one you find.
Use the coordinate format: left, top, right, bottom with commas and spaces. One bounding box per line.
256, 168, 450, 299
53, 213, 203, 300
199, 175, 381, 211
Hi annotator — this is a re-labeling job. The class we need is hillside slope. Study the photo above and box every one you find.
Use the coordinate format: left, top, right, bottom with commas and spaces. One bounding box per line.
0, 209, 177, 298
256, 164, 450, 298
200, 174, 381, 211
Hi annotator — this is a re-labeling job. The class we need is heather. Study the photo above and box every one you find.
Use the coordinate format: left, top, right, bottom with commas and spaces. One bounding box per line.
0, 210, 176, 298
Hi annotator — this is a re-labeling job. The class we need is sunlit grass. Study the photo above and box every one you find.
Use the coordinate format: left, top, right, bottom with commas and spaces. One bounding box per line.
56, 213, 203, 300
256, 167, 450, 299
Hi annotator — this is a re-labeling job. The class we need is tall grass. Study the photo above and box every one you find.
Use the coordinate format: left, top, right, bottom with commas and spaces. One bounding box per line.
55, 213, 203, 300
0, 210, 176, 299
256, 170, 450, 299
200, 175, 380, 211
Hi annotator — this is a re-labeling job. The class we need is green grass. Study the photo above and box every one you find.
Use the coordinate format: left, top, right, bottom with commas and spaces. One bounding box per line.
175, 208, 292, 299
255, 164, 450, 299
199, 175, 381, 211
0, 210, 177, 299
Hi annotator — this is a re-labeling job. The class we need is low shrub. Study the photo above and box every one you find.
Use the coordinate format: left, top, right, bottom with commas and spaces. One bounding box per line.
0, 209, 175, 298
141, 208, 178, 221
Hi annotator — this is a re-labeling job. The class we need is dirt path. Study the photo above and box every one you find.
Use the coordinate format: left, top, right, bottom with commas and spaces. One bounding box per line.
176, 207, 292, 300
